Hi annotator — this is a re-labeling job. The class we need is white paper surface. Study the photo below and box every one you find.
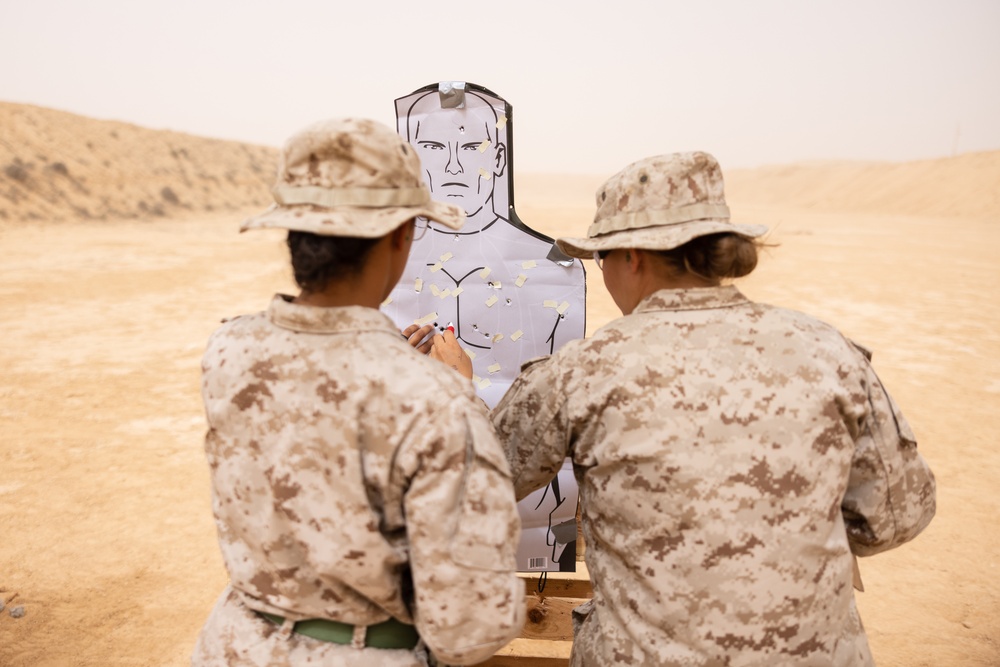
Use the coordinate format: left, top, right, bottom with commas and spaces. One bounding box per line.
384, 86, 587, 571
516, 459, 580, 572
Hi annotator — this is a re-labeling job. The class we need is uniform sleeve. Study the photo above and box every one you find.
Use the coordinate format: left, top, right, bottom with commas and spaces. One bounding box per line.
401, 404, 525, 665
842, 358, 936, 557
491, 355, 572, 501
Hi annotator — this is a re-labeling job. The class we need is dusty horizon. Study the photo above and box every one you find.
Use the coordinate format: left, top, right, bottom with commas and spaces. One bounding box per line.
4, 101, 1000, 228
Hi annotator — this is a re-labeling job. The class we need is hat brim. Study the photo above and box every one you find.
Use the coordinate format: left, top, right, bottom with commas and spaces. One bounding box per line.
556, 219, 769, 259
240, 199, 465, 237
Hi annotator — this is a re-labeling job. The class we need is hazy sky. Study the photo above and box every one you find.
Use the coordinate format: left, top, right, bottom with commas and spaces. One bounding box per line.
2, 0, 998, 174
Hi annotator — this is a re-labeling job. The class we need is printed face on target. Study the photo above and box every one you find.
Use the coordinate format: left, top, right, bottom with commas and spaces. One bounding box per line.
408, 96, 507, 219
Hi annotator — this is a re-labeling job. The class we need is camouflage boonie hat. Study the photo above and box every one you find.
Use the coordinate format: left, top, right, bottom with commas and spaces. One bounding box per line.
242, 118, 465, 237
556, 152, 767, 258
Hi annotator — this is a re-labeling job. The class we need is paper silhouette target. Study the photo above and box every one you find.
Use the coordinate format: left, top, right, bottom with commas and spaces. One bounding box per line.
382, 82, 586, 571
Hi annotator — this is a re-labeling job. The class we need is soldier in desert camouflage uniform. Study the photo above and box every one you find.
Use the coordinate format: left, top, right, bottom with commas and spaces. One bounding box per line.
192, 118, 525, 666
492, 152, 936, 666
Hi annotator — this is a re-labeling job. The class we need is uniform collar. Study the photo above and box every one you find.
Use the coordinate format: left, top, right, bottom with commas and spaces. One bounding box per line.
633, 285, 750, 314
267, 294, 404, 336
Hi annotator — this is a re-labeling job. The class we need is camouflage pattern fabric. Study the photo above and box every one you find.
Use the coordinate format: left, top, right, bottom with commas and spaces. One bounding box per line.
555, 152, 767, 259
193, 587, 433, 667
240, 117, 465, 238
193, 295, 524, 666
492, 286, 936, 666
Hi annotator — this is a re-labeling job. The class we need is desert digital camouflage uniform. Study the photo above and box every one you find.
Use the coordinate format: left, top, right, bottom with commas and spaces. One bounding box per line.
192, 117, 524, 666
193, 296, 524, 666
493, 285, 936, 666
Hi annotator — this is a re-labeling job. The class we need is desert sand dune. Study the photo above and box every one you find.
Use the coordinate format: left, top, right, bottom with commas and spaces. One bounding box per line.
0, 102, 277, 222
725, 153, 1000, 221
1, 104, 997, 665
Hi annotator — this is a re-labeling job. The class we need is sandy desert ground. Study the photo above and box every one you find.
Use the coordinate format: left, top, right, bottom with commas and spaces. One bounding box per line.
1, 106, 998, 665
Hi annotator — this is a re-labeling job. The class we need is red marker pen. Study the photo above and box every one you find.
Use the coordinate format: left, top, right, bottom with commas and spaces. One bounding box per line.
445, 322, 455, 334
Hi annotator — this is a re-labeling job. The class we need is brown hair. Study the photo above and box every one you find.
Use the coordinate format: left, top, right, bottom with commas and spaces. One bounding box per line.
287, 231, 379, 293
654, 233, 760, 281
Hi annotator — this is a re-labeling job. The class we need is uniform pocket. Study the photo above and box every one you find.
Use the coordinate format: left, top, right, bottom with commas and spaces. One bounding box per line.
447, 416, 520, 571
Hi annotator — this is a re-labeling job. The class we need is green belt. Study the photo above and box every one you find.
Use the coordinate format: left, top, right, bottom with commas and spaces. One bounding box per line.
257, 611, 420, 650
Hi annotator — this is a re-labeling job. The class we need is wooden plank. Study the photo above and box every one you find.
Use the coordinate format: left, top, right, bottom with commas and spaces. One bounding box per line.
517, 563, 592, 599
477, 561, 592, 666
480, 638, 573, 666
480, 566, 592, 665
520, 595, 581, 641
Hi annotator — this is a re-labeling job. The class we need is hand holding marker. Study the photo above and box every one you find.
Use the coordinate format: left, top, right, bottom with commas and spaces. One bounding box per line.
402, 322, 455, 354
431, 322, 472, 378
